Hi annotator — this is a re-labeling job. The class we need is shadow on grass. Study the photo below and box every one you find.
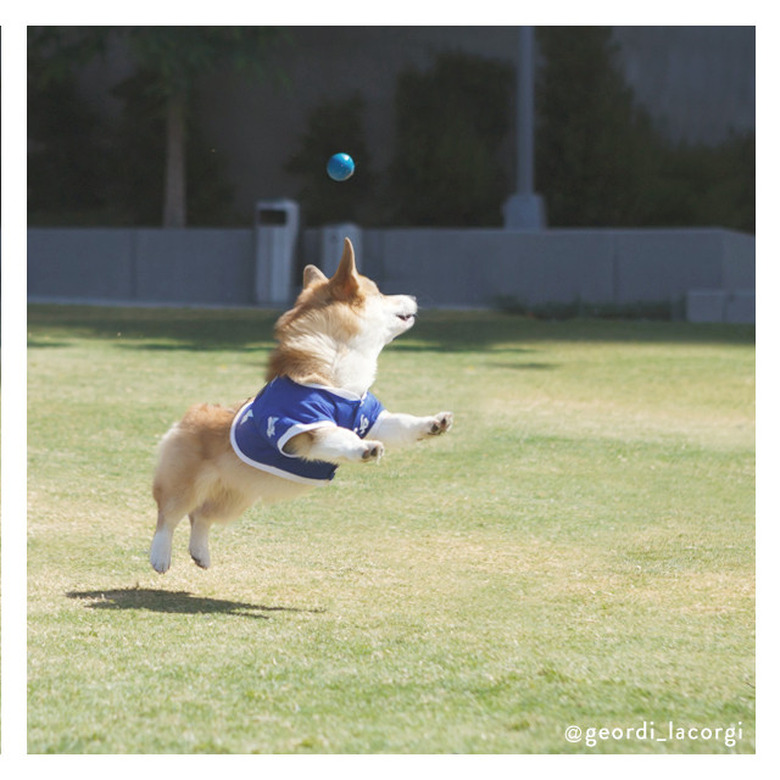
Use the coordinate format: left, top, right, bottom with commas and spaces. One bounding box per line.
116, 342, 265, 353
28, 303, 755, 353
487, 360, 558, 371
27, 339, 74, 349
27, 305, 280, 352
67, 588, 325, 621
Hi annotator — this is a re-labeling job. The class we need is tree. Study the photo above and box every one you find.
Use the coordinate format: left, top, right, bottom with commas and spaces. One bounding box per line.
108, 68, 238, 227
27, 52, 108, 223
534, 27, 754, 232
534, 26, 658, 227
29, 27, 286, 227
385, 50, 514, 226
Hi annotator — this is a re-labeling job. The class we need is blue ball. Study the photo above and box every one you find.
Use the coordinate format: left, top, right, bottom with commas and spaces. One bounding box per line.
326, 152, 355, 181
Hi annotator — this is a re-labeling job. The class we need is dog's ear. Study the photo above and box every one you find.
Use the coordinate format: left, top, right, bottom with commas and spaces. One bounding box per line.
303, 264, 328, 288
329, 238, 360, 299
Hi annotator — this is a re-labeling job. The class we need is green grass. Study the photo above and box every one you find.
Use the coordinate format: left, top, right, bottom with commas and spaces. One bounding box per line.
27, 305, 755, 753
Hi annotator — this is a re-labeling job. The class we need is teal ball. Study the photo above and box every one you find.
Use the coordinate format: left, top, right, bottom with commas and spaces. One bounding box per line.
326, 153, 355, 181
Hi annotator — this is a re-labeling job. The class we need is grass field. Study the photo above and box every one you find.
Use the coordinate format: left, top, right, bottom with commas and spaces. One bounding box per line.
26, 304, 754, 754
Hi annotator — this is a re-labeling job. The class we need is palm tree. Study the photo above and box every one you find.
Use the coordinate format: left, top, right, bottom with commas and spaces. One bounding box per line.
29, 26, 286, 227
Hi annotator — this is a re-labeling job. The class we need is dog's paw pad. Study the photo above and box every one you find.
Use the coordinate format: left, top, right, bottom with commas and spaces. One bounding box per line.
361, 441, 385, 462
190, 553, 210, 570
429, 412, 453, 435
150, 557, 170, 575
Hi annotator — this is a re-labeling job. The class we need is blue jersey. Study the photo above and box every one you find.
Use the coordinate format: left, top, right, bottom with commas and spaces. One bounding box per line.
230, 376, 386, 485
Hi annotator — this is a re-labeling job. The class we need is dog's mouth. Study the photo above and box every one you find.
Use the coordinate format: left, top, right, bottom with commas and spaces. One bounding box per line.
395, 312, 416, 330
388, 295, 417, 332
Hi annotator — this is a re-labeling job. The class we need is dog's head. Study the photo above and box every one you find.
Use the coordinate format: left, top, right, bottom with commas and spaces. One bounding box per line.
279, 238, 417, 345
267, 238, 417, 388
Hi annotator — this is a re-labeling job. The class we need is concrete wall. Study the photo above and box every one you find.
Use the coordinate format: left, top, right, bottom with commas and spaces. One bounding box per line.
359, 228, 755, 313
28, 228, 256, 305
28, 226, 755, 322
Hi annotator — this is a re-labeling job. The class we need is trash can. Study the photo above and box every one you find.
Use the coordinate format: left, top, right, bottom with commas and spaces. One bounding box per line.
321, 223, 362, 277
254, 199, 300, 305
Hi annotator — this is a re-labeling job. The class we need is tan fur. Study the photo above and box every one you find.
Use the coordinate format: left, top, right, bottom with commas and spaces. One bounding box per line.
149, 238, 452, 573
265, 242, 375, 385
153, 404, 311, 519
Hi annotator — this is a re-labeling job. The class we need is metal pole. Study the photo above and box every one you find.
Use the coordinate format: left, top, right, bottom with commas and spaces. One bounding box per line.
503, 25, 545, 230
517, 25, 534, 196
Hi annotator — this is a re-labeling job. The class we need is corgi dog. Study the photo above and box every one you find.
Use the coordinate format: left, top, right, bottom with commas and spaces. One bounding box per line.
150, 238, 453, 573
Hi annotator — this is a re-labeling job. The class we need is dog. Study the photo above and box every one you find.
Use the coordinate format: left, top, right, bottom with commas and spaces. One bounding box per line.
150, 238, 453, 573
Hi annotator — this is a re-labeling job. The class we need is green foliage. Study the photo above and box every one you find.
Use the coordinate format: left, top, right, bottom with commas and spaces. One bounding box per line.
27, 26, 287, 226
122, 26, 288, 97
27, 56, 111, 223
27, 64, 237, 226
536, 27, 664, 227
285, 94, 376, 226
27, 27, 113, 83
494, 296, 676, 321
108, 70, 237, 226
386, 50, 514, 226
535, 27, 755, 232
639, 133, 755, 232
27, 27, 754, 232
29, 27, 286, 99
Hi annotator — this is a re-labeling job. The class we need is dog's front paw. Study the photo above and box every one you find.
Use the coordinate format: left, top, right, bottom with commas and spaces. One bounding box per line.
361, 440, 385, 462
429, 412, 453, 436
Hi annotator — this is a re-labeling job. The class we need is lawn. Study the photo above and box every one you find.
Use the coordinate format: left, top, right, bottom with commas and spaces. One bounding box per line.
26, 304, 755, 753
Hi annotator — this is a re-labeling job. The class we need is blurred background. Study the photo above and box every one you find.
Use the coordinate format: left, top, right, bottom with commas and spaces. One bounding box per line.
26, 26, 755, 319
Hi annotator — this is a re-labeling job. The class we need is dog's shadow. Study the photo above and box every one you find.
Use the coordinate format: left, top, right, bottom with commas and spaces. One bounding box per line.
66, 587, 325, 621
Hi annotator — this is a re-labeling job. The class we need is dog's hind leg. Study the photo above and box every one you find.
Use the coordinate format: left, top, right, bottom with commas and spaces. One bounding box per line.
187, 488, 254, 570
150, 475, 198, 573
188, 511, 213, 570
149, 506, 188, 574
